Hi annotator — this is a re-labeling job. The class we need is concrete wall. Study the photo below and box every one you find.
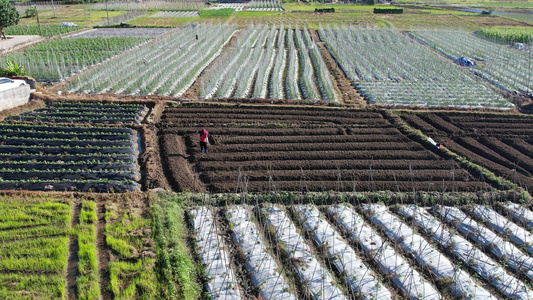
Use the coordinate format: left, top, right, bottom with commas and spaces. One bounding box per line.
0, 85, 31, 111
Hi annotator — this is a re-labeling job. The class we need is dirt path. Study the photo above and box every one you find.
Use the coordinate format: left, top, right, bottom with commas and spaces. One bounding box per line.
309, 29, 366, 108
66, 199, 81, 300
160, 134, 205, 192
97, 201, 112, 299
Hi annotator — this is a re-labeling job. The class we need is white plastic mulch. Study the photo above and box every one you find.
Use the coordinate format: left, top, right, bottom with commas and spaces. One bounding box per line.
435, 206, 533, 280
329, 204, 441, 300
263, 205, 347, 300
190, 207, 241, 300
470, 205, 533, 256
398, 205, 532, 300
501, 202, 533, 230
226, 206, 297, 300
294, 205, 393, 300
364, 204, 492, 299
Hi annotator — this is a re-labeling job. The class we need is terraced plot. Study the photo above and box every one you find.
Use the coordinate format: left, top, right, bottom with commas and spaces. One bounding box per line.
159, 104, 491, 193
399, 111, 533, 191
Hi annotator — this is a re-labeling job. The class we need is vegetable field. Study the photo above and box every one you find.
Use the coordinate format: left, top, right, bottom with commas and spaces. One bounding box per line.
68, 24, 236, 96
159, 104, 492, 193
400, 111, 533, 192
319, 25, 511, 108
412, 30, 533, 96
187, 201, 533, 299
0, 102, 145, 192
3, 37, 148, 82
199, 24, 337, 102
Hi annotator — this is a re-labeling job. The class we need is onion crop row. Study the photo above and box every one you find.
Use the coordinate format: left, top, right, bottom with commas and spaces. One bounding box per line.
190, 207, 241, 299
200, 23, 336, 102
319, 24, 510, 108
262, 205, 346, 299
294, 205, 392, 300
226, 206, 296, 300
412, 30, 533, 95
399, 205, 532, 299
68, 24, 236, 97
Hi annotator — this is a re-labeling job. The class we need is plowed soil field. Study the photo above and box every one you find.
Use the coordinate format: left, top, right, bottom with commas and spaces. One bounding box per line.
400, 112, 533, 191
159, 104, 491, 193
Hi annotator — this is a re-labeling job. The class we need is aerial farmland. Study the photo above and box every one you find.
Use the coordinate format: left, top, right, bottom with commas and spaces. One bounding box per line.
0, 0, 532, 299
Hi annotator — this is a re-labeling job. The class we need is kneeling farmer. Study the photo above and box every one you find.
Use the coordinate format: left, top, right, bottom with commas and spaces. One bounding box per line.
199, 129, 209, 153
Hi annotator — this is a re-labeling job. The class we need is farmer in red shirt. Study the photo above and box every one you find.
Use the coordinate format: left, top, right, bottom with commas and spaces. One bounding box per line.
199, 129, 209, 153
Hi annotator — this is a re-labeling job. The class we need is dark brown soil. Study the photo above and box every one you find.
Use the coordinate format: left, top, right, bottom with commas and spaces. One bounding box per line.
66, 199, 80, 300
160, 134, 205, 192
401, 111, 533, 191
160, 104, 489, 193
97, 201, 112, 300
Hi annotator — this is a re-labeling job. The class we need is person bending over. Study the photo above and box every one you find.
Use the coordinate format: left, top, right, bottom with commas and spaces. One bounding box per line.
199, 129, 209, 153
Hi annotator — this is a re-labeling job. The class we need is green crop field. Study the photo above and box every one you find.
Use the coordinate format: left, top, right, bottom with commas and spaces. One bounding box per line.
0, 194, 71, 299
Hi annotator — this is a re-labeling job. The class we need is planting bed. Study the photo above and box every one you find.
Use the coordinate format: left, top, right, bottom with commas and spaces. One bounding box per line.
399, 111, 533, 192
186, 201, 533, 300
160, 104, 491, 193
0, 102, 145, 192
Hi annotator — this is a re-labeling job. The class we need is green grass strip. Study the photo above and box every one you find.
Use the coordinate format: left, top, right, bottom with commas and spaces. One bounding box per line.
153, 192, 202, 300
77, 200, 101, 300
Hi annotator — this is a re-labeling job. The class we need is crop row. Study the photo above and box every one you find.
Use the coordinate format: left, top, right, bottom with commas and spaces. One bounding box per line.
68, 24, 236, 96
7, 102, 146, 125
412, 30, 532, 95
0, 196, 71, 299
189, 202, 533, 299
319, 24, 511, 108
199, 23, 337, 102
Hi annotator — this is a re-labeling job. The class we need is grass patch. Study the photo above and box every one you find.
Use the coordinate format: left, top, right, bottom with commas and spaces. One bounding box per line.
152, 192, 202, 300
105, 197, 156, 299
0, 194, 71, 299
76, 200, 100, 300
4, 24, 83, 37
199, 8, 235, 18
477, 26, 533, 43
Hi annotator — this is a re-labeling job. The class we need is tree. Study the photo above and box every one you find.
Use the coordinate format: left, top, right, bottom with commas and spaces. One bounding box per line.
0, 0, 19, 40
